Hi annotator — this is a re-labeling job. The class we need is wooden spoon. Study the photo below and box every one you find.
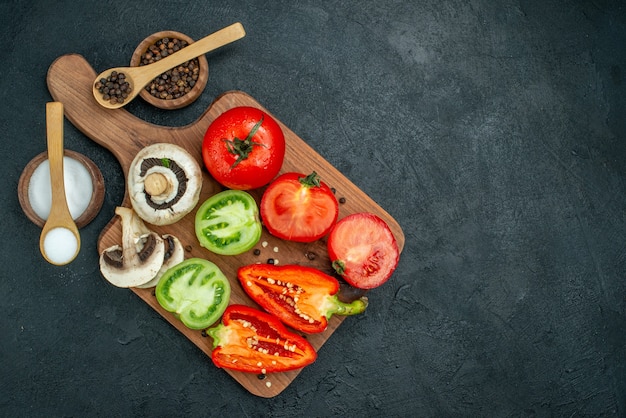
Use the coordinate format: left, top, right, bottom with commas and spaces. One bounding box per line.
39, 102, 81, 266
92, 22, 246, 109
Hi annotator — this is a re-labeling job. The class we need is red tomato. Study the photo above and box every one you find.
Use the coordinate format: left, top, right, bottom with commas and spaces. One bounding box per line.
202, 106, 285, 190
327, 213, 399, 289
260, 171, 338, 242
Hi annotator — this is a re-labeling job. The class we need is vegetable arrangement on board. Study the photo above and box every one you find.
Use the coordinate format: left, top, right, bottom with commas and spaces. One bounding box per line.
98, 105, 400, 377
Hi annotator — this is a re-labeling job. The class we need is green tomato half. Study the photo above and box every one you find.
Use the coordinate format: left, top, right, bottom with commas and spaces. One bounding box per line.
195, 190, 262, 255
155, 258, 231, 330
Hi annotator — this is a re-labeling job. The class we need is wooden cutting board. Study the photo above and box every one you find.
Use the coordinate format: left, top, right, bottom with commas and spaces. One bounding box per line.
47, 53, 405, 397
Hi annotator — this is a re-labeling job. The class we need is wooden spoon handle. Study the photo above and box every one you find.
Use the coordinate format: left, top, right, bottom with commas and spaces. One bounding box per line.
45, 101, 71, 221
133, 22, 246, 87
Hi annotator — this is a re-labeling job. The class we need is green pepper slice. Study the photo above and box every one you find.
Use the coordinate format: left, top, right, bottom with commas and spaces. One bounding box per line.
195, 190, 262, 255
155, 258, 231, 329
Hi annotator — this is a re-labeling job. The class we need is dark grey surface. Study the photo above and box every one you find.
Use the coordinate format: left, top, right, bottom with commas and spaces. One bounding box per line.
2, 0, 625, 416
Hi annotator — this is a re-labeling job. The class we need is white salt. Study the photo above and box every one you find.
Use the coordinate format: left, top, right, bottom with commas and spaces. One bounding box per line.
28, 156, 93, 221
43, 227, 79, 265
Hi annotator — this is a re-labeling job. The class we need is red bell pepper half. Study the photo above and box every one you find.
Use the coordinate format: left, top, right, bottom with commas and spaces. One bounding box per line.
207, 304, 316, 373
238, 264, 368, 334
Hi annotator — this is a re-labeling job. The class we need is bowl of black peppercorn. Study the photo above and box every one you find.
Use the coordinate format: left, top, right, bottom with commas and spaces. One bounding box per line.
130, 31, 209, 110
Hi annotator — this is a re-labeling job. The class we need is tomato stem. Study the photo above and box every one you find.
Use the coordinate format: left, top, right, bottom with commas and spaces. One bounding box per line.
223, 116, 267, 168
299, 171, 321, 188
332, 260, 346, 275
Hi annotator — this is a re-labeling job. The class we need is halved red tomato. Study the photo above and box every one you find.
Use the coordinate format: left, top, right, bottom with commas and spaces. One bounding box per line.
327, 213, 399, 289
260, 171, 338, 242
202, 106, 285, 190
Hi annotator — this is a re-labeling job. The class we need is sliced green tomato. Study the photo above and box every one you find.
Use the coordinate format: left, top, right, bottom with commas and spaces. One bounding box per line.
155, 258, 231, 329
195, 190, 262, 255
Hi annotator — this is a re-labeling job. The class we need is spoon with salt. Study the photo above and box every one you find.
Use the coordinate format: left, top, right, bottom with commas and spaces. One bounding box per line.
92, 22, 246, 109
39, 102, 81, 266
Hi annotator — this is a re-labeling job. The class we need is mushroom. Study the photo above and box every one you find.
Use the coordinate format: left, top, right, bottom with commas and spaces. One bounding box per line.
99, 206, 166, 288
128, 143, 202, 226
135, 234, 185, 289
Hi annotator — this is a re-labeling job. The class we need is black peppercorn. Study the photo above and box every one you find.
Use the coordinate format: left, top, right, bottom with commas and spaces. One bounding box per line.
94, 71, 132, 104
139, 36, 200, 100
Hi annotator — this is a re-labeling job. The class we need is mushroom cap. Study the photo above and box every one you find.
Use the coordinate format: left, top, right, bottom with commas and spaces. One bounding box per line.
135, 234, 185, 289
99, 207, 166, 288
128, 143, 202, 226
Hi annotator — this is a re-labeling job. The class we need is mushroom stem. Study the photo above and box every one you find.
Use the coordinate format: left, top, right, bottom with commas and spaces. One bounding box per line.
144, 172, 170, 197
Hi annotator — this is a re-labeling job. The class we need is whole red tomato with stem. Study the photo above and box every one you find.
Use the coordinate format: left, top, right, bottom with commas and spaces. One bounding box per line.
328, 212, 400, 289
260, 171, 339, 242
202, 106, 285, 190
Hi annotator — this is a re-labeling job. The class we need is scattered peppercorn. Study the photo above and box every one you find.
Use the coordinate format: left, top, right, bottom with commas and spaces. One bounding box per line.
339, 197, 346, 204
267, 258, 275, 264
331, 187, 336, 194
257, 373, 266, 380
139, 37, 200, 100
253, 248, 261, 256
94, 71, 132, 105
305, 251, 317, 260
201, 329, 208, 337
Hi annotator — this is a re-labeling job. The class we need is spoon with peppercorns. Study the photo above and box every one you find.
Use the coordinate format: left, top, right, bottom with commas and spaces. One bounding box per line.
92, 22, 245, 109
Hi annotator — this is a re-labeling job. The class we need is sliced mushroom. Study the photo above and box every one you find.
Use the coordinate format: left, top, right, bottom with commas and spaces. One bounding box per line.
99, 206, 166, 288
128, 143, 202, 225
135, 234, 185, 289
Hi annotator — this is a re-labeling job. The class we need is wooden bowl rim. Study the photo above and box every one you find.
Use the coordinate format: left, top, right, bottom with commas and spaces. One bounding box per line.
130, 30, 209, 110
18, 150, 105, 229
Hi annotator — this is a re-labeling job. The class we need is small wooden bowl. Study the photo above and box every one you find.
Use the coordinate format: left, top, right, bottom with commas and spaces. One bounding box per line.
18, 150, 105, 229
130, 31, 209, 110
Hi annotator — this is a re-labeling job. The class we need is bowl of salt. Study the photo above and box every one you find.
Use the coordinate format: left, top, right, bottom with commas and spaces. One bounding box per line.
18, 150, 105, 229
